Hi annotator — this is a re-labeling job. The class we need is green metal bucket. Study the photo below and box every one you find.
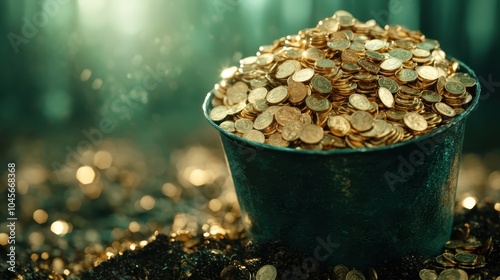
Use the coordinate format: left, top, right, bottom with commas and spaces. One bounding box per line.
203, 60, 480, 269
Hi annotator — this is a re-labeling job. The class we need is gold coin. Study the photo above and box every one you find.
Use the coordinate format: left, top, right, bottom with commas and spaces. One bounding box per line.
219, 120, 235, 133
235, 119, 254, 133
416, 66, 439, 81
253, 111, 274, 130
220, 66, 238, 79
396, 69, 418, 83
328, 37, 351, 50
256, 53, 275, 66
365, 50, 385, 61
327, 115, 351, 137
266, 133, 289, 148
303, 47, 325, 60
243, 129, 265, 143
292, 68, 315, 82
350, 111, 374, 132
209, 105, 228, 121
358, 58, 380, 74
380, 58, 402, 71
378, 77, 399, 93
227, 102, 247, 115
341, 49, 360, 63
253, 99, 269, 112
345, 269, 366, 280
421, 90, 442, 103
437, 269, 467, 280
349, 93, 372, 111
299, 124, 324, 144
361, 119, 391, 138
434, 102, 456, 117
275, 106, 301, 126
378, 87, 395, 108
306, 94, 331, 112
311, 75, 333, 94
419, 269, 437, 280
281, 121, 303, 141
266, 86, 289, 104
389, 48, 413, 61
315, 58, 336, 68
275, 60, 297, 79
248, 87, 268, 104
412, 48, 431, 58
445, 81, 465, 95
403, 112, 428, 131
288, 82, 309, 104
256, 264, 278, 280
364, 39, 385, 51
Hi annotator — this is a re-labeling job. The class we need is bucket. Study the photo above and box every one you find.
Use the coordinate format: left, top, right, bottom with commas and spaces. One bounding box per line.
202, 60, 480, 269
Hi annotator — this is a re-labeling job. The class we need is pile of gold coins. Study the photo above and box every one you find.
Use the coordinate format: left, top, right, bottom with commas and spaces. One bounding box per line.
208, 10, 476, 150
420, 223, 495, 280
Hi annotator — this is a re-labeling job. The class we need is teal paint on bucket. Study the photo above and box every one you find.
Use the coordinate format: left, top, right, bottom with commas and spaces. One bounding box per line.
203, 60, 480, 269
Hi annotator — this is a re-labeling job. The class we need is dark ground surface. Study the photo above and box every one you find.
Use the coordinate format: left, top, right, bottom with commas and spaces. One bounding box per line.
1, 202, 498, 280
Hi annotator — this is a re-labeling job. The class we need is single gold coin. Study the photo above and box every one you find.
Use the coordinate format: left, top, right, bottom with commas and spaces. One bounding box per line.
328, 37, 351, 50
445, 81, 465, 95
345, 269, 366, 280
266, 133, 289, 148
275, 60, 297, 79
378, 77, 399, 93
281, 121, 303, 141
220, 66, 238, 79
292, 68, 315, 82
389, 48, 413, 61
209, 105, 228, 121
219, 120, 235, 133
235, 119, 254, 133
396, 69, 418, 83
350, 111, 374, 132
328, 115, 351, 137
421, 90, 442, 103
248, 87, 268, 104
404, 112, 428, 131
256, 53, 274, 66
364, 39, 385, 51
243, 129, 265, 143
419, 269, 437, 280
306, 94, 331, 112
266, 86, 288, 104
358, 58, 380, 74
226, 102, 247, 115
378, 87, 395, 108
253, 111, 274, 130
437, 269, 467, 280
349, 93, 372, 111
416, 66, 439, 81
256, 264, 278, 280
299, 124, 324, 144
434, 102, 456, 117
311, 75, 333, 94
412, 48, 431, 58
380, 58, 402, 71
303, 47, 325, 60
275, 106, 301, 126
341, 49, 360, 63
288, 82, 309, 104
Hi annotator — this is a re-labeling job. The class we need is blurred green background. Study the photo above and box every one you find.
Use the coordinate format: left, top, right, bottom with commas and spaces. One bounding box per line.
1, 0, 499, 160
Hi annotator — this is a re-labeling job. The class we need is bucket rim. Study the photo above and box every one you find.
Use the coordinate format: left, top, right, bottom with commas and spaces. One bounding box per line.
202, 59, 481, 155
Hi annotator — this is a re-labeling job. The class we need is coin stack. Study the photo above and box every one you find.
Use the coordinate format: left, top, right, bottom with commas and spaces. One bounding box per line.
209, 10, 477, 150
